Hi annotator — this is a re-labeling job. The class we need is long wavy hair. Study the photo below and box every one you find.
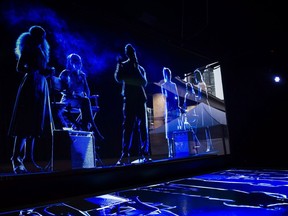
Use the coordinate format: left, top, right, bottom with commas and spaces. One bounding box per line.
15, 25, 50, 65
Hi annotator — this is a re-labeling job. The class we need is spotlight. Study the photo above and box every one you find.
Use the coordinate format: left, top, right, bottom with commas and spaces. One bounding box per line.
273, 75, 281, 83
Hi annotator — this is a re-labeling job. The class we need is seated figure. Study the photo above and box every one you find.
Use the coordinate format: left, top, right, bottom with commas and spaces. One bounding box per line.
56, 53, 104, 142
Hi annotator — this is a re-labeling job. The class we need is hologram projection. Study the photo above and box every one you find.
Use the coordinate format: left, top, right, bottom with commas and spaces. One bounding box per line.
0, 0, 229, 174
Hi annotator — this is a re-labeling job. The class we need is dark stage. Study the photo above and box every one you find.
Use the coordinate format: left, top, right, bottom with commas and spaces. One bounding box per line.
2, 168, 288, 215
1, 1, 288, 215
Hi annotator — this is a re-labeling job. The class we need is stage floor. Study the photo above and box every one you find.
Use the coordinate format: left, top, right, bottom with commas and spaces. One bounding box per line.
2, 168, 288, 215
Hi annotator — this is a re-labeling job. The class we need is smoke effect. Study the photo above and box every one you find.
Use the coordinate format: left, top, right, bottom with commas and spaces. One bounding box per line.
1, 0, 204, 83
1, 0, 119, 78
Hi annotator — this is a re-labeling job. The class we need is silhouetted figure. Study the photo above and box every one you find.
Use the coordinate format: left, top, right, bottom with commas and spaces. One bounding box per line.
59, 53, 104, 143
114, 43, 150, 165
160, 67, 181, 158
194, 69, 213, 152
8, 25, 54, 174
182, 82, 201, 153
182, 82, 197, 130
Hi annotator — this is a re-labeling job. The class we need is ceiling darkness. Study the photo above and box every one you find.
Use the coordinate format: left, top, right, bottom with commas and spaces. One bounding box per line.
49, 0, 288, 65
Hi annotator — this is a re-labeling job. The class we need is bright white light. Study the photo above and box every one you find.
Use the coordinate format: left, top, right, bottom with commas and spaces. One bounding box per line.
274, 76, 281, 83
214, 66, 224, 100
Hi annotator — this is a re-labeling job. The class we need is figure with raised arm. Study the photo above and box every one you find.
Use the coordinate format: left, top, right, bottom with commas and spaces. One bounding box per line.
114, 43, 151, 165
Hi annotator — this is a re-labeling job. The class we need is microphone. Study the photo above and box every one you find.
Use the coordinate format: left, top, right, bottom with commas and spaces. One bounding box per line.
116, 55, 123, 63
42, 66, 55, 76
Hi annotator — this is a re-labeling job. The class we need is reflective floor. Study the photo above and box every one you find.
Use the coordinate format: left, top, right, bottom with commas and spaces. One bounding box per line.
2, 168, 288, 215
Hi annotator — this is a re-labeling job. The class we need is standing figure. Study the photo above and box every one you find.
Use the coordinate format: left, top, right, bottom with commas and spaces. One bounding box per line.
160, 67, 181, 158
182, 82, 201, 153
114, 43, 150, 165
182, 82, 197, 130
58, 53, 104, 143
194, 69, 213, 152
8, 25, 54, 174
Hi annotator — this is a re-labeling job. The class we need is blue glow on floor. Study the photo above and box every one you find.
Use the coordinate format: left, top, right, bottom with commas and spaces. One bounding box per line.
3, 168, 288, 215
